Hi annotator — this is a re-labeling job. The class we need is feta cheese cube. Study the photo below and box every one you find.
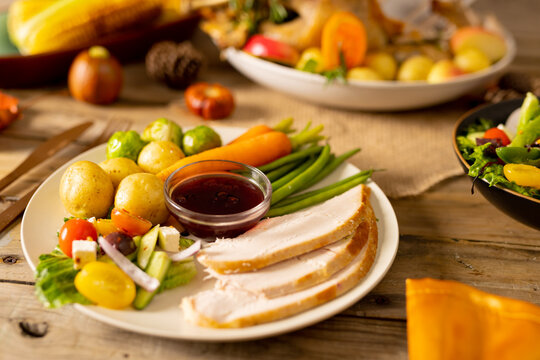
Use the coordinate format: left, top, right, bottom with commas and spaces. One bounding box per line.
158, 226, 180, 252
72, 240, 97, 270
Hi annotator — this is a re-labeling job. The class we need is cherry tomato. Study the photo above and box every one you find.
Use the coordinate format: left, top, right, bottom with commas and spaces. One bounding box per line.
74, 261, 135, 309
484, 127, 510, 146
58, 219, 97, 257
111, 207, 152, 236
94, 218, 119, 237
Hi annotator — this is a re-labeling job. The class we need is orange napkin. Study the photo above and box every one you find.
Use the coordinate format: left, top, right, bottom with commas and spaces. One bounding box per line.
406, 278, 540, 360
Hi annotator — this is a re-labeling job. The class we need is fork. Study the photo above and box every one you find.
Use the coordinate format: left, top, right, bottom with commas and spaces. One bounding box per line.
0, 117, 132, 233
84, 116, 132, 151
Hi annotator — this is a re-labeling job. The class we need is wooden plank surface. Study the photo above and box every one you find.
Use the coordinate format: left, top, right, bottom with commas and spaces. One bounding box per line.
0, 0, 539, 358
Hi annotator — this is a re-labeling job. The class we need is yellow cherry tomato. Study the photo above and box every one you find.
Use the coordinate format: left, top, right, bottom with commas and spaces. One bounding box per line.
503, 164, 540, 190
94, 218, 119, 237
295, 47, 325, 73
75, 261, 135, 309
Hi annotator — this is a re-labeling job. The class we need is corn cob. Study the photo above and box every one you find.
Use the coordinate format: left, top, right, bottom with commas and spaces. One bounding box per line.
7, 0, 59, 47
10, 0, 164, 55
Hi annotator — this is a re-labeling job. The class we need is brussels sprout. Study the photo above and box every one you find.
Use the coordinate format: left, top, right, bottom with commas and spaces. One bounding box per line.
106, 130, 146, 162
141, 118, 183, 148
182, 126, 222, 156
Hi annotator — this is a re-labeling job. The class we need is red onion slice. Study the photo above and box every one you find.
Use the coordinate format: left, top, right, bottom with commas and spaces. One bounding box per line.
168, 240, 201, 262
98, 237, 160, 293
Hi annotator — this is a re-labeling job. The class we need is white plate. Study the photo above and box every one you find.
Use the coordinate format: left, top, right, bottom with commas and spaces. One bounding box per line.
225, 33, 516, 111
21, 126, 399, 341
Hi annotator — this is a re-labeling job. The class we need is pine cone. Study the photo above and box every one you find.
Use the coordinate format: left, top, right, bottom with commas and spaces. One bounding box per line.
146, 41, 204, 89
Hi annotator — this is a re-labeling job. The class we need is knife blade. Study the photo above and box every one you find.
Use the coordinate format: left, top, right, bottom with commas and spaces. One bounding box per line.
0, 121, 93, 192
0, 185, 38, 233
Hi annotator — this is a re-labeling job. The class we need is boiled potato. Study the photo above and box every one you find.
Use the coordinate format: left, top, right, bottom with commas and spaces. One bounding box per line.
59, 160, 114, 218
99, 157, 143, 188
137, 141, 184, 174
115, 173, 169, 225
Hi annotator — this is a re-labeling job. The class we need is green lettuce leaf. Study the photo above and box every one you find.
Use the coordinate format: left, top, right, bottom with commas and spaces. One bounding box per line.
467, 143, 540, 198
35, 249, 91, 308
464, 118, 493, 135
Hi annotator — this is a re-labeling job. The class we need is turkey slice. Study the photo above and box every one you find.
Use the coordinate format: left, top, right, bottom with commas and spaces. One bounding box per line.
208, 215, 370, 298
182, 202, 377, 328
197, 185, 371, 274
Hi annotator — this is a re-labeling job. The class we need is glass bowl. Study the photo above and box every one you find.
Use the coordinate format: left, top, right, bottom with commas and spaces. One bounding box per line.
164, 160, 272, 239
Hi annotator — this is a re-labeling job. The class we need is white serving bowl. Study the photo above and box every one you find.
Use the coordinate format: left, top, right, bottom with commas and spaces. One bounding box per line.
225, 34, 516, 112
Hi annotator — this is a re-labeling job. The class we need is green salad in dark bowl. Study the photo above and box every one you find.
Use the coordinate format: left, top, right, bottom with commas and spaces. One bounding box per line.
453, 93, 540, 230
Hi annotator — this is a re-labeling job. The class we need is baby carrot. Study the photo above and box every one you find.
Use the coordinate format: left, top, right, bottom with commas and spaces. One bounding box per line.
228, 118, 295, 144
229, 124, 273, 145
156, 131, 292, 181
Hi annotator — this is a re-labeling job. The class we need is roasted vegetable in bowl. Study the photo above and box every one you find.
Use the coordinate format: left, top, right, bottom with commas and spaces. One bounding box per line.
203, 0, 509, 84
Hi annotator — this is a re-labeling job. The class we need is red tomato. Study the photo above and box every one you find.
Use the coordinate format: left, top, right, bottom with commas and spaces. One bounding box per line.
484, 127, 510, 146
59, 219, 98, 257
110, 208, 152, 236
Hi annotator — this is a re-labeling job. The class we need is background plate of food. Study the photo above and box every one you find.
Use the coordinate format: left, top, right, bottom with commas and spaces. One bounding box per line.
21, 125, 399, 341
204, 0, 516, 111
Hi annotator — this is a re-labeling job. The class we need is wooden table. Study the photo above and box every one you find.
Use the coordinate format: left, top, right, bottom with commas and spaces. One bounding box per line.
1, 1, 539, 359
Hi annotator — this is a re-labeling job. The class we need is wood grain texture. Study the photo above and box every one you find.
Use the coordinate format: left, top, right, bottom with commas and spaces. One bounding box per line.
0, 0, 539, 358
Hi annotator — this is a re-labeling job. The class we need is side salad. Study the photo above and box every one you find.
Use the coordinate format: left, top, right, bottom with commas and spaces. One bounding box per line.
457, 92, 540, 200
37, 221, 198, 310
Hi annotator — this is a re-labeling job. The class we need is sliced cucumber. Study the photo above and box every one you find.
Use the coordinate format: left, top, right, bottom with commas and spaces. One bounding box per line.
133, 235, 142, 249
158, 259, 197, 293
136, 225, 160, 270
133, 251, 171, 310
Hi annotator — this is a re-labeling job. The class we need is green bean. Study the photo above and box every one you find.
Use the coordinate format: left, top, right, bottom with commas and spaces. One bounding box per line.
271, 145, 331, 205
271, 156, 317, 190
274, 170, 373, 207
258, 145, 323, 173
266, 161, 302, 182
303, 148, 361, 189
266, 170, 373, 217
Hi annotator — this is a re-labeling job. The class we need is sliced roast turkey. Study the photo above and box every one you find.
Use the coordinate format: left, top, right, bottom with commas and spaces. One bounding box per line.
197, 185, 371, 274
182, 202, 378, 328
208, 215, 371, 298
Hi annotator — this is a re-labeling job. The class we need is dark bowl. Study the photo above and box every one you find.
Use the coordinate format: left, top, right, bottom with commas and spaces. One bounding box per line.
452, 98, 540, 230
